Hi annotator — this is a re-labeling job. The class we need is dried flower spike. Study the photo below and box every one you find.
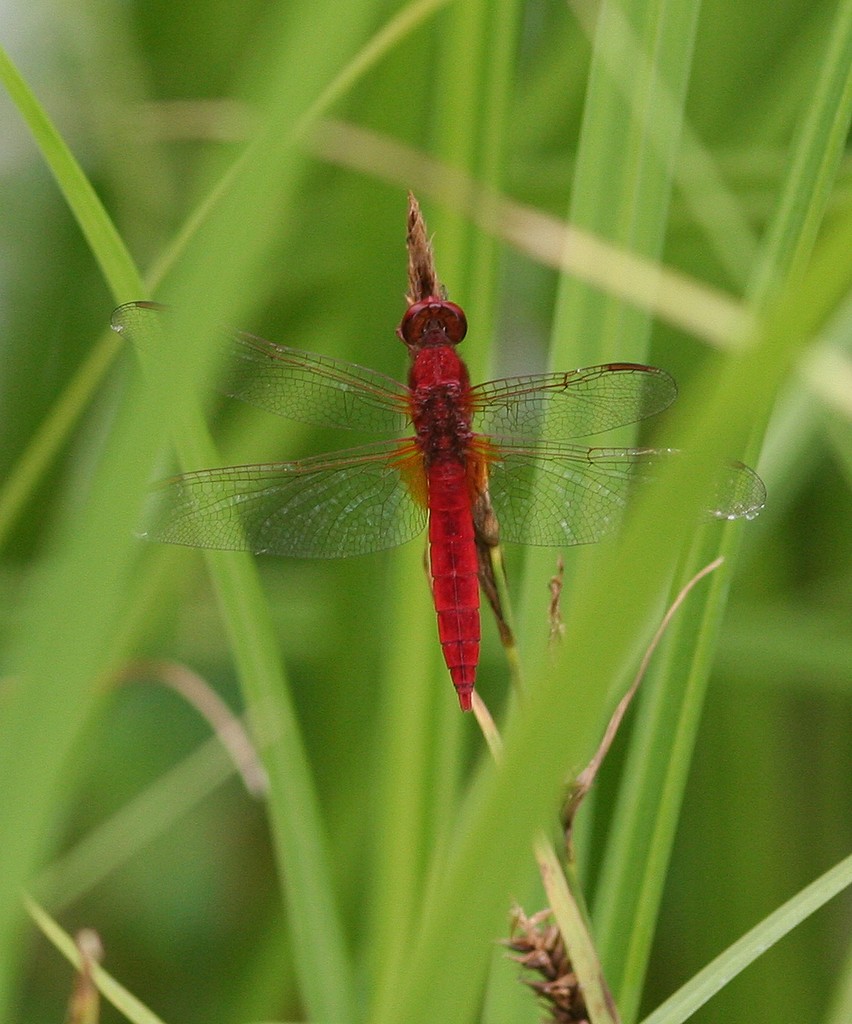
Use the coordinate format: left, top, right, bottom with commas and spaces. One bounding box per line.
504, 907, 590, 1024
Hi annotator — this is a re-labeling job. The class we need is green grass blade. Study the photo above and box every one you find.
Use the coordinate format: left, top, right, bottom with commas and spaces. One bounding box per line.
748, 0, 852, 305
0, 45, 142, 300
513, 11, 707, 989
208, 554, 355, 1021
34, 734, 240, 911
535, 837, 617, 1024
365, 543, 446, 991
517, 0, 705, 690
0, 41, 145, 548
0, 328, 122, 548
591, 531, 747, 1021
26, 897, 170, 1024
639, 852, 852, 1024
606, 201, 852, 1024
551, 0, 704, 367
0, 375, 163, 1016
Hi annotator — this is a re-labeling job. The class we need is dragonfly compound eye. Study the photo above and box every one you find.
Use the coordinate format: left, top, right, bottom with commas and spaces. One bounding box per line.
399, 298, 468, 346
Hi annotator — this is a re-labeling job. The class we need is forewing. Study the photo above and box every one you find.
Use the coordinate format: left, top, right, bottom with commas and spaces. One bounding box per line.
226, 329, 412, 432
141, 441, 427, 558
472, 363, 677, 440
111, 301, 412, 433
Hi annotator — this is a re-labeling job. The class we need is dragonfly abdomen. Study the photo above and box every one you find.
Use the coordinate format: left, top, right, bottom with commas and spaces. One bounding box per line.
427, 459, 480, 711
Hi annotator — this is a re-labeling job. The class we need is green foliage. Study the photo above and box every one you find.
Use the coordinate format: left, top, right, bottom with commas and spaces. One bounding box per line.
0, 1, 850, 1023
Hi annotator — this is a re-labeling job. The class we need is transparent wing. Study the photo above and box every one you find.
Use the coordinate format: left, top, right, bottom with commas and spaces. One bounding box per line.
705, 459, 766, 522
485, 440, 766, 547
472, 363, 677, 440
141, 441, 427, 558
111, 301, 412, 433
486, 442, 660, 546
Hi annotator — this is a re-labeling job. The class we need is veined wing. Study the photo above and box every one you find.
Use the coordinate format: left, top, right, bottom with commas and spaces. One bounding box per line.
111, 301, 413, 433
704, 459, 766, 521
484, 439, 765, 547
225, 328, 412, 432
472, 363, 677, 440
141, 441, 427, 558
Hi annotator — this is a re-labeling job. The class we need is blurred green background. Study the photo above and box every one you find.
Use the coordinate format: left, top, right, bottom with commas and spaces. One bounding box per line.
0, 1, 850, 1023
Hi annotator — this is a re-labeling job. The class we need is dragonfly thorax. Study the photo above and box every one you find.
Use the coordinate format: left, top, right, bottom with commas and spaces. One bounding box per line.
404, 336, 473, 468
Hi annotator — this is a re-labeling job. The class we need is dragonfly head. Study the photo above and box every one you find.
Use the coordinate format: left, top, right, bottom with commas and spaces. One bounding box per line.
398, 297, 468, 350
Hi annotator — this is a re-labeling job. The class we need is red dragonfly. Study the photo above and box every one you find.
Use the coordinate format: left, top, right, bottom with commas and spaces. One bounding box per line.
113, 296, 765, 710
112, 211, 764, 712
